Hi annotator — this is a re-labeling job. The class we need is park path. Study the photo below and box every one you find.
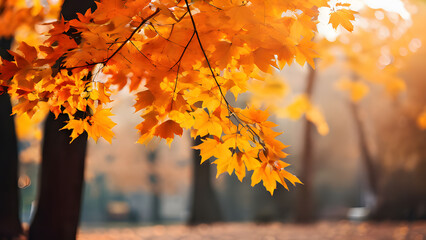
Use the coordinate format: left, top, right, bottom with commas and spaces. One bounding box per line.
78, 221, 426, 240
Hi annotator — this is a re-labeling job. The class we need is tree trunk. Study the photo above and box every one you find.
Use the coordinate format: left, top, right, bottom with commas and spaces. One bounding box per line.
188, 137, 222, 225
29, 113, 87, 240
0, 37, 24, 240
29, 1, 95, 239
348, 76, 378, 214
147, 150, 161, 223
350, 102, 378, 197
295, 66, 316, 223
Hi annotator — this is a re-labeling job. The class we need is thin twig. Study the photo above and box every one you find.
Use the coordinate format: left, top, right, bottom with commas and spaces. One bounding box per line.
169, 31, 195, 71
129, 40, 156, 67
184, 0, 265, 150
169, 31, 195, 110
184, 0, 230, 108
148, 23, 185, 48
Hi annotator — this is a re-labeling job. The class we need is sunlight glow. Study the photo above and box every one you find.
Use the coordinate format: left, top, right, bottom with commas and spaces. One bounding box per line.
317, 0, 410, 41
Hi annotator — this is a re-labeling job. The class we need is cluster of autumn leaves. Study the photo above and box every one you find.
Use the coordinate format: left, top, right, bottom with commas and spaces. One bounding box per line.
1, 0, 365, 194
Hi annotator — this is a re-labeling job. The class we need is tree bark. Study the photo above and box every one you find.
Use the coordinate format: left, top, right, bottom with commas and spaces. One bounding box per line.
188, 137, 222, 225
0, 37, 24, 240
28, 1, 95, 239
29, 113, 87, 240
295, 66, 316, 223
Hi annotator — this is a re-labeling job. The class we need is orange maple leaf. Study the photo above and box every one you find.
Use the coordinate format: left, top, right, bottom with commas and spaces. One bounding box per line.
329, 8, 357, 32
154, 119, 183, 144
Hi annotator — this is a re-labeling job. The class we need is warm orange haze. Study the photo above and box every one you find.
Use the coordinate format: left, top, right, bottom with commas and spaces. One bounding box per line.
0, 0, 425, 240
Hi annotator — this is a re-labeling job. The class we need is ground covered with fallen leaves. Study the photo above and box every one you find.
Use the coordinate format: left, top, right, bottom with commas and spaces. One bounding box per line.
78, 221, 426, 240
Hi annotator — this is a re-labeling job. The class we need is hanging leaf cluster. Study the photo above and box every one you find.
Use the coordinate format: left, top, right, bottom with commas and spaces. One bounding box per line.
0, 0, 356, 194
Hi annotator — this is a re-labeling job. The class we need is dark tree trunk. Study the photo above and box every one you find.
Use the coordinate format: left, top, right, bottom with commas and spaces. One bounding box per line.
0, 37, 23, 240
29, 1, 95, 240
295, 66, 316, 223
60, 0, 97, 21
188, 137, 222, 225
29, 113, 88, 240
147, 150, 161, 223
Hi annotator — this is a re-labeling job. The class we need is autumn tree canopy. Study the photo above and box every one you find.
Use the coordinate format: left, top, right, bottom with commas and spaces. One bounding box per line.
0, 0, 357, 194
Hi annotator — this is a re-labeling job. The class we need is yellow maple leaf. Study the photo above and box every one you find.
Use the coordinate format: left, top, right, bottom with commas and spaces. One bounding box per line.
278, 169, 302, 190
193, 137, 233, 164
329, 8, 357, 32
251, 161, 279, 195
193, 109, 223, 138
86, 107, 116, 143
62, 118, 86, 143
251, 151, 301, 194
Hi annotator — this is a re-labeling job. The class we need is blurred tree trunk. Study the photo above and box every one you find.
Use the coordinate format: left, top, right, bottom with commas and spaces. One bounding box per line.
29, 1, 95, 240
0, 37, 23, 239
147, 150, 161, 223
295, 66, 316, 223
348, 76, 378, 215
369, 44, 426, 220
188, 137, 222, 224
350, 101, 378, 197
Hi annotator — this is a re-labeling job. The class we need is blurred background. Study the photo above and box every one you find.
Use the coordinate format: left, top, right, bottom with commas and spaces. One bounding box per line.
2, 0, 426, 239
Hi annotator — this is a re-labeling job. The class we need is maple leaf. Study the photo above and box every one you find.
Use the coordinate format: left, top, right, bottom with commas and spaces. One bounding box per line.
62, 118, 86, 143
250, 151, 301, 194
86, 107, 116, 143
193, 137, 232, 164
12, 100, 39, 118
134, 90, 155, 112
329, 8, 357, 32
136, 110, 159, 141
91, 82, 111, 104
0, 59, 19, 81
214, 151, 246, 181
295, 37, 318, 68
222, 124, 253, 152
251, 161, 279, 195
154, 119, 183, 144
193, 109, 223, 138
278, 169, 302, 190
238, 107, 269, 125
17, 42, 38, 63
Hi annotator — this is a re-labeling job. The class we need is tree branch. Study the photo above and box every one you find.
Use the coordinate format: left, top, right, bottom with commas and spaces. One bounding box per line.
62, 8, 160, 71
